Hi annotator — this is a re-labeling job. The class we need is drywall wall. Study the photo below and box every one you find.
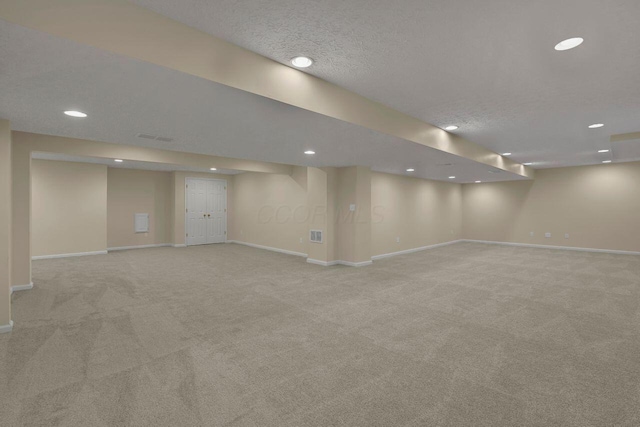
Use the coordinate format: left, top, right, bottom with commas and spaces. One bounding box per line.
371, 172, 462, 257
107, 168, 172, 248
231, 171, 308, 255
462, 161, 640, 252
32, 160, 107, 256
0, 120, 12, 327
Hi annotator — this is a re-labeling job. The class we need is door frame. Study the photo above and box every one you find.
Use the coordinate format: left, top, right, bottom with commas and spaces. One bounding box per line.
185, 177, 228, 246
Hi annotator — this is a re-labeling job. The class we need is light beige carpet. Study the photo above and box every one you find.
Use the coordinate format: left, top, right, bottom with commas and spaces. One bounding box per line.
1, 242, 639, 426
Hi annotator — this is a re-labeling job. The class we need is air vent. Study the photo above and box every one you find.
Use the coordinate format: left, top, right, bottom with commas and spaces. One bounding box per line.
310, 229, 323, 244
137, 133, 174, 142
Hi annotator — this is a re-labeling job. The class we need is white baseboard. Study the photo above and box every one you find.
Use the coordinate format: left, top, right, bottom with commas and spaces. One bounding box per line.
0, 321, 14, 334
371, 240, 462, 261
226, 240, 308, 258
306, 258, 372, 267
108, 244, 172, 252
172, 244, 187, 248
462, 240, 640, 256
11, 283, 33, 295
32, 250, 108, 260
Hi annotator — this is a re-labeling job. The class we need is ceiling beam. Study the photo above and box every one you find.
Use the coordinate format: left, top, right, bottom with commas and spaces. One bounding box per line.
1, 0, 533, 179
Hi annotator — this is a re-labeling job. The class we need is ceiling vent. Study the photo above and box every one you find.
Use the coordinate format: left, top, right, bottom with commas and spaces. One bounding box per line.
137, 133, 173, 142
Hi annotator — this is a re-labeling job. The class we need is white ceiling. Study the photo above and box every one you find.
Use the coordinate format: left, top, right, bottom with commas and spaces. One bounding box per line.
131, 0, 640, 168
0, 19, 524, 183
32, 152, 242, 175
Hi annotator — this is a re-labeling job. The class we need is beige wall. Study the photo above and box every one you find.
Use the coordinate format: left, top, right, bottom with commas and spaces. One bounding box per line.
462, 161, 640, 252
32, 160, 108, 256
231, 171, 308, 255
371, 172, 462, 257
107, 168, 172, 248
0, 120, 12, 327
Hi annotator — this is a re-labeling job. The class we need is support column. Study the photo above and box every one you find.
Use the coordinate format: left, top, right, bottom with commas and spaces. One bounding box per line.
337, 166, 372, 266
0, 120, 13, 332
12, 135, 31, 290
306, 167, 329, 264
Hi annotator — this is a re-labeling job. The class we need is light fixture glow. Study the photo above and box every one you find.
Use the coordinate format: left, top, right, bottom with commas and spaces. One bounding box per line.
291, 56, 313, 68
602, 160, 612, 163
502, 152, 512, 156
444, 125, 458, 131
449, 176, 456, 179
588, 123, 604, 129
406, 168, 415, 172
64, 110, 87, 118
114, 159, 123, 163
210, 168, 217, 171
598, 149, 610, 153
523, 162, 533, 166
304, 150, 315, 155
554, 37, 584, 51
475, 181, 482, 183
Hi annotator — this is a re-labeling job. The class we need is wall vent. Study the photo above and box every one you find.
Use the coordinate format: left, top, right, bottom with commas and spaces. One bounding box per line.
310, 229, 323, 244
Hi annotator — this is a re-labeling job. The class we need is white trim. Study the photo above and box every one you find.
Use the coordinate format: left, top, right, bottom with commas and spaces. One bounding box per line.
307, 259, 340, 267
11, 283, 33, 294
108, 244, 172, 252
227, 240, 308, 258
337, 260, 373, 267
0, 321, 14, 334
461, 240, 640, 256
371, 240, 462, 260
173, 244, 187, 248
32, 250, 108, 260
185, 177, 228, 247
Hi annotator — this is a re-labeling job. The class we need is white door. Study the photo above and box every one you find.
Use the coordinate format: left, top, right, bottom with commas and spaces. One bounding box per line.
186, 178, 227, 246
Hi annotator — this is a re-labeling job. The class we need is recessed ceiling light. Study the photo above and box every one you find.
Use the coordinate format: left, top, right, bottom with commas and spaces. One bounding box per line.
523, 162, 533, 166
304, 150, 315, 155
475, 181, 482, 183
64, 110, 87, 118
502, 152, 512, 156
554, 37, 584, 51
444, 125, 458, 131
602, 160, 612, 164
114, 159, 123, 163
598, 149, 610, 153
588, 123, 604, 129
291, 56, 313, 68
406, 168, 415, 172
210, 167, 217, 171
449, 176, 456, 179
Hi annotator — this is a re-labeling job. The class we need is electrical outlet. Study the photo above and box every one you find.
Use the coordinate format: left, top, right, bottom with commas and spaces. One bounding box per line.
545, 232, 551, 238
396, 236, 400, 243
530, 231, 534, 237
565, 233, 569, 239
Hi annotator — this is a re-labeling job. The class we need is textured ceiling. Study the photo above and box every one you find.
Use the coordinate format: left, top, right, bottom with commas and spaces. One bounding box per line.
131, 0, 640, 168
32, 152, 242, 175
0, 20, 524, 183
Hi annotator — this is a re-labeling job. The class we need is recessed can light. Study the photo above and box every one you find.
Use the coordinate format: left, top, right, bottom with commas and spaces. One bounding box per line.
64, 110, 87, 118
554, 37, 584, 51
291, 57, 313, 68
502, 152, 512, 156
598, 149, 610, 153
444, 125, 458, 131
406, 168, 415, 172
588, 123, 604, 129
523, 162, 533, 166
449, 176, 456, 179
304, 150, 315, 155
475, 181, 482, 183
210, 167, 217, 171
114, 159, 123, 163
602, 160, 612, 164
